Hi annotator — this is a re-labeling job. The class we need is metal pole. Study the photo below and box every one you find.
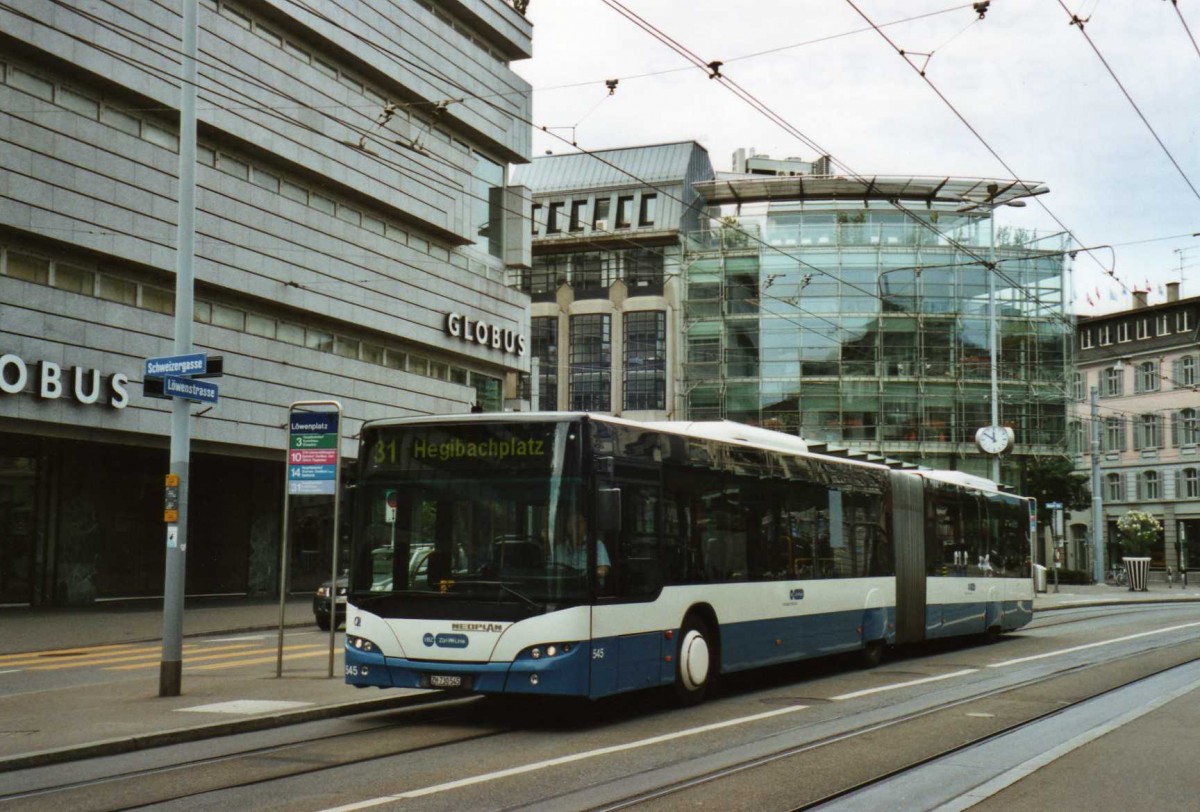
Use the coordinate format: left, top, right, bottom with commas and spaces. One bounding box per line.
530, 356, 540, 411
1090, 386, 1105, 584
327, 404, 343, 679
276, 451, 292, 678
988, 208, 1000, 484
160, 0, 198, 698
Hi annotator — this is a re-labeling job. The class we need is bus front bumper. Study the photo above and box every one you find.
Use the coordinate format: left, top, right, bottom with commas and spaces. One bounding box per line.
344, 641, 593, 696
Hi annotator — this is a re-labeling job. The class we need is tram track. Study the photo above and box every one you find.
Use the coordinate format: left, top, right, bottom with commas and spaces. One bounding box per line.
0, 700, 495, 811
579, 633, 1200, 811
3, 613, 1198, 812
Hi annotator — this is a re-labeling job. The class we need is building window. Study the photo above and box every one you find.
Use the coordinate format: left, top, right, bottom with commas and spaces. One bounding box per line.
98, 275, 137, 305
546, 201, 564, 234
1135, 413, 1162, 450
1157, 314, 1170, 335
53, 263, 95, 295
526, 316, 558, 409
569, 200, 587, 232
1098, 324, 1112, 346
1068, 419, 1085, 455
593, 197, 611, 230
1136, 319, 1149, 340
569, 314, 611, 411
1106, 472, 1123, 501
615, 196, 634, 228
624, 310, 666, 410
1080, 329, 1093, 349
5, 251, 49, 284
1103, 366, 1123, 397
1137, 360, 1159, 393
638, 194, 657, 227
1177, 310, 1192, 332
1178, 408, 1199, 446
1104, 416, 1124, 452
1073, 371, 1085, 401
1183, 468, 1200, 499
473, 373, 502, 411
1140, 470, 1160, 500
1117, 322, 1130, 343
470, 153, 505, 259
531, 204, 543, 235
1177, 356, 1196, 388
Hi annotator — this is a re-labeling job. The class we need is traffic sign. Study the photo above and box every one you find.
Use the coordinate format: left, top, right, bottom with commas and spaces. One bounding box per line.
145, 352, 207, 378
163, 375, 219, 404
1046, 501, 1063, 510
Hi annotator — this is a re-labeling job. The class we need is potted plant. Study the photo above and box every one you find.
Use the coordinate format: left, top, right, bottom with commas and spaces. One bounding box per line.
1115, 509, 1160, 591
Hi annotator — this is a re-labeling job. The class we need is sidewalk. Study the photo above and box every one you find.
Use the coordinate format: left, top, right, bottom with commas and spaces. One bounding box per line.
0, 597, 434, 772
1, 584, 1196, 773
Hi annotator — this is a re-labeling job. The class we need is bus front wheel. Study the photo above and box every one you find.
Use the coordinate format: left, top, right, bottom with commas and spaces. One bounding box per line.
674, 616, 714, 706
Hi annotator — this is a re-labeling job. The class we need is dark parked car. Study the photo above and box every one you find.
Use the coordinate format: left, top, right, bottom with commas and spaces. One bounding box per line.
313, 575, 347, 631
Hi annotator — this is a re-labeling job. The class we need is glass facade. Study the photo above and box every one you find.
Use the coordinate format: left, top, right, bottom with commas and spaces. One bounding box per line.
683, 203, 1071, 477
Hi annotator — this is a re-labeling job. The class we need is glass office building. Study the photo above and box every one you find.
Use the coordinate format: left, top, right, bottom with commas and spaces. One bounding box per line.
683, 175, 1072, 481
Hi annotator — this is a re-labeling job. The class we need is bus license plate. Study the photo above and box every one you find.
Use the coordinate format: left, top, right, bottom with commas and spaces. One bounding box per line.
425, 674, 468, 689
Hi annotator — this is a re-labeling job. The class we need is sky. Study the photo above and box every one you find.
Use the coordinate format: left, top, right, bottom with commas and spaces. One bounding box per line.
511, 0, 1200, 316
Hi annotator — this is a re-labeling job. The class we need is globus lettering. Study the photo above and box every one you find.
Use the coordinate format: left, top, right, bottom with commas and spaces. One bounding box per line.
0, 353, 129, 409
445, 312, 526, 356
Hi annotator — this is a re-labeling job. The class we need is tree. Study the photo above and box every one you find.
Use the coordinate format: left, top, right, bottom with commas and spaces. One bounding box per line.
1022, 456, 1090, 527
1116, 510, 1160, 558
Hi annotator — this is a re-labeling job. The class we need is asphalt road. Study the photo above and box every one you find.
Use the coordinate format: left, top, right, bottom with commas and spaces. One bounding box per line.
3, 602, 1197, 811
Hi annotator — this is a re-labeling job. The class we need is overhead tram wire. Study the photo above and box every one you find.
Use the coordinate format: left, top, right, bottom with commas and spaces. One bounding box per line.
1054, 0, 1200, 206
13, 0, 811, 319
1168, 0, 1200, 62
598, 0, 1076, 331
312, 0, 1094, 339
272, 0, 902, 336
0, 0, 543, 310
840, 0, 1129, 306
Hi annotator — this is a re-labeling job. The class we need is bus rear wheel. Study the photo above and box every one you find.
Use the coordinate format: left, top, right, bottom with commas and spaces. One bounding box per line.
674, 616, 715, 706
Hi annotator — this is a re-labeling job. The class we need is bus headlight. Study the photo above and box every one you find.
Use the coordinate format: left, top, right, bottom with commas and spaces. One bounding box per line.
347, 635, 378, 654
520, 643, 574, 661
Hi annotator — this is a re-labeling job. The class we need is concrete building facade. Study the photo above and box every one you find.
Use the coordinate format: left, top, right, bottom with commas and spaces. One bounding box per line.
510, 142, 714, 419
1069, 285, 1200, 574
0, 0, 533, 605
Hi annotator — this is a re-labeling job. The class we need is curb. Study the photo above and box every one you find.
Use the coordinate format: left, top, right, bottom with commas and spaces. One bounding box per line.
1034, 594, 1200, 612
0, 690, 446, 774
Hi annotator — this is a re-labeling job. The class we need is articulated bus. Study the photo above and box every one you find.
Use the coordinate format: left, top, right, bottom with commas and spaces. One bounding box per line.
343, 413, 1035, 704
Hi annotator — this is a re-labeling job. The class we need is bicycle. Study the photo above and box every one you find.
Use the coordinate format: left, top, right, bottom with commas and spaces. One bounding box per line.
1105, 567, 1128, 587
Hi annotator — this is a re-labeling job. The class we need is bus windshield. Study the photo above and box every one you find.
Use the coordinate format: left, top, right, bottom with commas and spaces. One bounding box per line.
349, 419, 594, 613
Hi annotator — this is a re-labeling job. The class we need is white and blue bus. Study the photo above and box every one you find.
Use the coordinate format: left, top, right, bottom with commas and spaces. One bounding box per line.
343, 413, 1034, 704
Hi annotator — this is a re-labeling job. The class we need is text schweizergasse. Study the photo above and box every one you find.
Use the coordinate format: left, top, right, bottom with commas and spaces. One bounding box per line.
412, 436, 545, 462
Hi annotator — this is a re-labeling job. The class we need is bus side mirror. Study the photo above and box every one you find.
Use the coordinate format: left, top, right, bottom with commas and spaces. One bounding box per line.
597, 488, 621, 533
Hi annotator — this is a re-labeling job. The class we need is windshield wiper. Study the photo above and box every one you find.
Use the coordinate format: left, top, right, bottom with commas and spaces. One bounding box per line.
452, 580, 542, 610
